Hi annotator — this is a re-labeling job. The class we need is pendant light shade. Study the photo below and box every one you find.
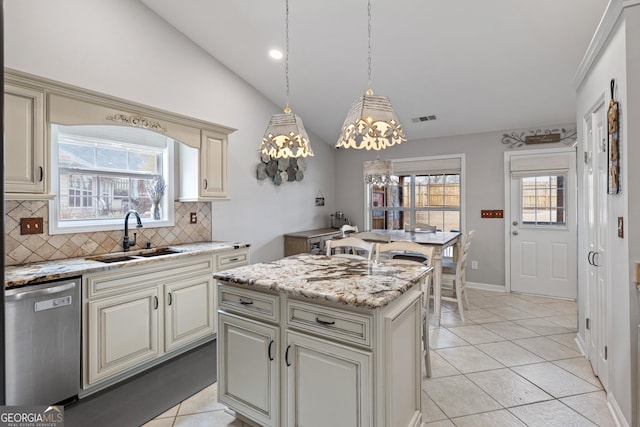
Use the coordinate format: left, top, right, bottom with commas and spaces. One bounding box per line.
338, 90, 406, 150
363, 159, 393, 186
261, 108, 313, 158
259, 0, 313, 159
336, 0, 406, 150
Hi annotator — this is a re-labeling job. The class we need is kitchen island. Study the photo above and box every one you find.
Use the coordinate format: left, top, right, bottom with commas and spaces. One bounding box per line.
214, 254, 430, 427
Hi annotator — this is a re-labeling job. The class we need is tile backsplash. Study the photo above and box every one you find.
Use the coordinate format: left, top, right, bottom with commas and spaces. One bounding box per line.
5, 200, 212, 266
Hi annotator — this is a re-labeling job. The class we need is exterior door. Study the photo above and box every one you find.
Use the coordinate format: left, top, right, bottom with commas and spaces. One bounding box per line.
585, 101, 609, 389
507, 150, 577, 299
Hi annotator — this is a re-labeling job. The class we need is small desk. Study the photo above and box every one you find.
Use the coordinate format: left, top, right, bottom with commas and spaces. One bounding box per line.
371, 230, 462, 324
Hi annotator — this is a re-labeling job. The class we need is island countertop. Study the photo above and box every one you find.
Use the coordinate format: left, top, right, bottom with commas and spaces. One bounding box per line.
213, 253, 431, 309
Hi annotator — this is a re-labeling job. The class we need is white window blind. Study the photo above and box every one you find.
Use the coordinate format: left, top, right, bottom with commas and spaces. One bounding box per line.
392, 157, 461, 175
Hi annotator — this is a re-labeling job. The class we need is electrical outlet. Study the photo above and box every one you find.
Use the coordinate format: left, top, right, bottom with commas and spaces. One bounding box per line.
190, 212, 197, 224
20, 217, 44, 235
471, 260, 478, 270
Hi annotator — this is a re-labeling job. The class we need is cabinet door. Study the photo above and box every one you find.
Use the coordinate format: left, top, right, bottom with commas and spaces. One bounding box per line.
200, 129, 228, 199
285, 331, 372, 427
165, 276, 215, 352
218, 312, 279, 427
86, 287, 160, 385
4, 84, 45, 194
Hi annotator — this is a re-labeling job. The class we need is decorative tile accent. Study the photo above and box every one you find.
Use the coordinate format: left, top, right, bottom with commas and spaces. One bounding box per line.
5, 200, 212, 266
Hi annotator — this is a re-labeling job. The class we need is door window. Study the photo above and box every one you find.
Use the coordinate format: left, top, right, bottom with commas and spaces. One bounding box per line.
520, 175, 566, 227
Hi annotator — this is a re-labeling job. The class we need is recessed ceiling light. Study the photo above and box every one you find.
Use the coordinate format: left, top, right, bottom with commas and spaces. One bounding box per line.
269, 49, 283, 60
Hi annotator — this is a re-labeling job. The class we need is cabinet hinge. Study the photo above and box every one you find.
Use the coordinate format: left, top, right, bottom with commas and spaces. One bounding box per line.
586, 318, 590, 330
604, 346, 608, 360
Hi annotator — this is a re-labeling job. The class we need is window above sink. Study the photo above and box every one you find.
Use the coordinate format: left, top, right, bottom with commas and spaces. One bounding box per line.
49, 124, 175, 234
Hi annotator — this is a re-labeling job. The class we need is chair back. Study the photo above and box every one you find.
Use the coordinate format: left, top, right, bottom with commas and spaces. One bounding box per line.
405, 223, 437, 233
351, 231, 391, 243
340, 224, 359, 237
375, 241, 434, 267
326, 237, 373, 260
461, 229, 475, 247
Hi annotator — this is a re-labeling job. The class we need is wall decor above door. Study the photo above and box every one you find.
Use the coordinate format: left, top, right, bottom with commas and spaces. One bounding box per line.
501, 128, 577, 148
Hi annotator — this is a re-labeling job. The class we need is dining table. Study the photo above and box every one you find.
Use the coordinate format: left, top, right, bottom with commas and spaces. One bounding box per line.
370, 229, 462, 324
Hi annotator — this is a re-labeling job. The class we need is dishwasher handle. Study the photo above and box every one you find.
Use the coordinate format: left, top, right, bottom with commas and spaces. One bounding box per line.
5, 282, 77, 302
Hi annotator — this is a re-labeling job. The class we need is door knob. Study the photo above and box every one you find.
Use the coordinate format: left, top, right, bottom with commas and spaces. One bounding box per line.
512, 221, 518, 226
512, 231, 519, 236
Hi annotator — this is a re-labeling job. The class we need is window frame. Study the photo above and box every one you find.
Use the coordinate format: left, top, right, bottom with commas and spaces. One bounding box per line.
364, 154, 466, 233
49, 124, 175, 235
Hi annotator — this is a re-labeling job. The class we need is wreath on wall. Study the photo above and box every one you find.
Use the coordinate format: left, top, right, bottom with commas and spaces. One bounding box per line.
256, 153, 306, 185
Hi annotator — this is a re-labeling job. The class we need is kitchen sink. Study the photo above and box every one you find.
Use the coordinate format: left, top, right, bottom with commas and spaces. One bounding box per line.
87, 247, 182, 263
87, 254, 138, 263
135, 248, 181, 257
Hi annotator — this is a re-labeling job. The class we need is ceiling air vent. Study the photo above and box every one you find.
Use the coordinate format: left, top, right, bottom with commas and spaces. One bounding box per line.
411, 115, 437, 123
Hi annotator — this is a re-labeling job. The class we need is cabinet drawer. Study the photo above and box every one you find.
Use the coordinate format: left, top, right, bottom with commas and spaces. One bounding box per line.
218, 284, 279, 323
217, 249, 249, 270
286, 300, 372, 347
85, 255, 214, 299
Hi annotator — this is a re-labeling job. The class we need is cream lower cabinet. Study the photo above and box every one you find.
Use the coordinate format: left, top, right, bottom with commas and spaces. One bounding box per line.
86, 287, 161, 385
165, 276, 215, 352
285, 331, 372, 427
218, 312, 279, 427
83, 254, 216, 392
217, 283, 422, 427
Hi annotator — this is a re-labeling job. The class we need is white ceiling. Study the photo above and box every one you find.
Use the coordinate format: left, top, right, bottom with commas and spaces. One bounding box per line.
140, 0, 609, 146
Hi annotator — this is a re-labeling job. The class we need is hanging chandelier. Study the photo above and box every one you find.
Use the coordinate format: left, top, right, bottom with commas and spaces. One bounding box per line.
336, 0, 406, 151
363, 159, 393, 186
259, 0, 314, 159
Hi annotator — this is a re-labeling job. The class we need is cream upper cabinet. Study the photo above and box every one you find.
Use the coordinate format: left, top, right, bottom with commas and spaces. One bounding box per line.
4, 83, 47, 197
200, 129, 228, 199
179, 129, 229, 201
3, 69, 235, 202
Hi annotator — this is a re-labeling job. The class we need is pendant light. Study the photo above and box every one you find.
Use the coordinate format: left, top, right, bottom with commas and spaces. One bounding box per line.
336, 0, 406, 151
259, 0, 314, 159
363, 159, 393, 186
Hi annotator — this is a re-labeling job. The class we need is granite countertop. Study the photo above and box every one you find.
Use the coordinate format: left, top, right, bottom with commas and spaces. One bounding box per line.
214, 254, 431, 309
5, 241, 250, 289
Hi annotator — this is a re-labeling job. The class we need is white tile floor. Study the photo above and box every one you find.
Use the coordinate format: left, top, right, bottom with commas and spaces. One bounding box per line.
143, 288, 616, 427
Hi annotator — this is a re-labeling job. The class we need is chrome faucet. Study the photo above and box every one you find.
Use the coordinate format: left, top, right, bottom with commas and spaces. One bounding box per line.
123, 210, 143, 251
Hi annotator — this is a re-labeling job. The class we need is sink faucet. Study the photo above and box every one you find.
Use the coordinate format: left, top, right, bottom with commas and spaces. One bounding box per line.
123, 210, 143, 251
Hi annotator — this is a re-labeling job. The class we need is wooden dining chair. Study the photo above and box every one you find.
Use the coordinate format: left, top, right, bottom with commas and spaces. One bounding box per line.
441, 230, 474, 321
351, 231, 391, 243
405, 223, 437, 233
375, 241, 434, 378
326, 237, 373, 260
340, 224, 359, 237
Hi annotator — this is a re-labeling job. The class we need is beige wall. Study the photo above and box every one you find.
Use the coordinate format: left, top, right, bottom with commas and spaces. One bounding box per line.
334, 125, 575, 289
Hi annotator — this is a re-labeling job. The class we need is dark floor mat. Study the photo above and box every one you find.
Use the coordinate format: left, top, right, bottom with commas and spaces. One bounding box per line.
65, 340, 216, 427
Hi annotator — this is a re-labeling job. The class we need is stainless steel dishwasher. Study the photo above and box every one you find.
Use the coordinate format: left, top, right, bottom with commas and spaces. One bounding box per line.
5, 277, 80, 405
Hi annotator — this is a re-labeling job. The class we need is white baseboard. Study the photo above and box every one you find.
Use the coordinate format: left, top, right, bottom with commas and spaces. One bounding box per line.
574, 333, 587, 357
466, 281, 506, 293
607, 392, 629, 427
